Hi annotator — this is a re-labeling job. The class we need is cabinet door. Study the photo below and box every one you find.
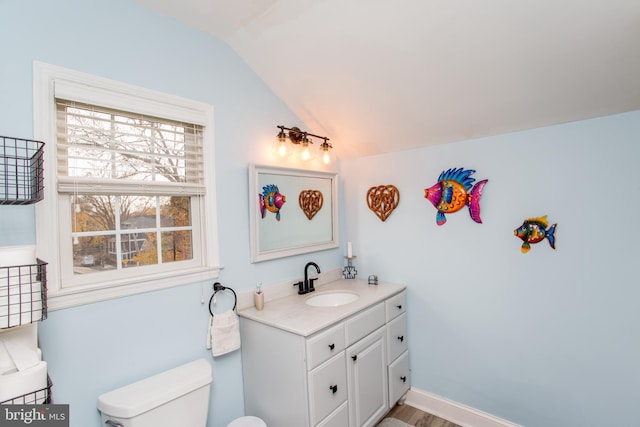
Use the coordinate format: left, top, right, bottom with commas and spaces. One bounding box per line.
346, 326, 388, 427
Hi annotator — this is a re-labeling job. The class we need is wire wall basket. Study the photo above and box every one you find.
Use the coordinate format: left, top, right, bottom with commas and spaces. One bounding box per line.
0, 375, 53, 404
0, 259, 48, 330
0, 135, 45, 205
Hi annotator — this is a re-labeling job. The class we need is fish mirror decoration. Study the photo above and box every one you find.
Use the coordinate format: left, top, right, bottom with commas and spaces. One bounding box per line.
424, 168, 488, 226
259, 184, 286, 221
514, 216, 557, 253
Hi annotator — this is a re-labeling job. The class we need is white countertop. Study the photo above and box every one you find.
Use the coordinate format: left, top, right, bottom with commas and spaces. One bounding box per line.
238, 279, 406, 337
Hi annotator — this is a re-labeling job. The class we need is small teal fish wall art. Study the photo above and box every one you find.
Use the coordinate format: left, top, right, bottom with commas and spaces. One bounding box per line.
514, 215, 557, 253
259, 184, 286, 221
424, 168, 488, 225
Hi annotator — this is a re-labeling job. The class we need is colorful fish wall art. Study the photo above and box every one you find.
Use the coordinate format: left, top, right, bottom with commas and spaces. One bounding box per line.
424, 168, 488, 226
259, 184, 286, 221
514, 215, 557, 253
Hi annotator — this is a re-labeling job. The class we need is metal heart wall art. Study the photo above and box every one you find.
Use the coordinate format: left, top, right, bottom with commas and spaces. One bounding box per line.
367, 185, 400, 222
299, 189, 324, 220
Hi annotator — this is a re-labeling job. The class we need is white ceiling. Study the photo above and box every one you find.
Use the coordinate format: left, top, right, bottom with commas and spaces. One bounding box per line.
135, 0, 640, 159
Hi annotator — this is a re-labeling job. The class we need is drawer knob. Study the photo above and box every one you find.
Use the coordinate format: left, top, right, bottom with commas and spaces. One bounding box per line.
400, 376, 407, 383
396, 304, 402, 310
397, 335, 404, 343
329, 384, 338, 394
328, 343, 335, 350
352, 355, 358, 362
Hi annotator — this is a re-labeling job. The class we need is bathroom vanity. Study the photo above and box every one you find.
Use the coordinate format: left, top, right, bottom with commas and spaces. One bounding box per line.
238, 280, 409, 427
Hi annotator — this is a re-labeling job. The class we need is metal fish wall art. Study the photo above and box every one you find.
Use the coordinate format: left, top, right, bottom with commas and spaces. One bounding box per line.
424, 168, 488, 226
514, 215, 557, 253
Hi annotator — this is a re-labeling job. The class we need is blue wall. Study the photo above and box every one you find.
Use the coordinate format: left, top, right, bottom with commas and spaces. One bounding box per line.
341, 110, 640, 426
2, 1, 639, 426
0, 1, 341, 426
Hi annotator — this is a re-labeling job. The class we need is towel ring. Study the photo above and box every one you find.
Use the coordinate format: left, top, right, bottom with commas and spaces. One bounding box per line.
209, 282, 237, 316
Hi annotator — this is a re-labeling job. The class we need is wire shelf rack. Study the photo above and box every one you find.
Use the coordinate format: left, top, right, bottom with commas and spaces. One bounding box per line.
0, 135, 45, 205
0, 259, 48, 330
0, 375, 53, 404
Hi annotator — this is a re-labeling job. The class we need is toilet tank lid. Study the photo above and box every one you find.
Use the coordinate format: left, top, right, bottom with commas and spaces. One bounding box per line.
97, 359, 212, 419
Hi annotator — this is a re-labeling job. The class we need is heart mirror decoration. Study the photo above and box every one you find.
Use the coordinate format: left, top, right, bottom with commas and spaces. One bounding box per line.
367, 185, 400, 222
299, 189, 324, 220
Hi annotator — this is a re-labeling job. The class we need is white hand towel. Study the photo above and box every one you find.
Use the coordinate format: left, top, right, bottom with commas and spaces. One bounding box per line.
206, 310, 240, 357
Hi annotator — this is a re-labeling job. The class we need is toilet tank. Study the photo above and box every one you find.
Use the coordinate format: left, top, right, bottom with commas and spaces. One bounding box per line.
97, 359, 212, 427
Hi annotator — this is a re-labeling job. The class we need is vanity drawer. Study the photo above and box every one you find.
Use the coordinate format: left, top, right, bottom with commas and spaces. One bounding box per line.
388, 350, 410, 406
306, 323, 346, 370
308, 352, 347, 426
316, 401, 349, 427
385, 291, 406, 322
345, 302, 385, 347
386, 312, 407, 362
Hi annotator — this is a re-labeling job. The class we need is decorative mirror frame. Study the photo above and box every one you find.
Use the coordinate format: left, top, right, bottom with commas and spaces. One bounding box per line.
249, 164, 339, 263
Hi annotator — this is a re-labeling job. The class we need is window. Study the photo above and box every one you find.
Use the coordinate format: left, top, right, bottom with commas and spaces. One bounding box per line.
34, 63, 220, 309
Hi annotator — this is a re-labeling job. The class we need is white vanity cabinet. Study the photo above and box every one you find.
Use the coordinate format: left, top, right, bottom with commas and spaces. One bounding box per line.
239, 285, 408, 427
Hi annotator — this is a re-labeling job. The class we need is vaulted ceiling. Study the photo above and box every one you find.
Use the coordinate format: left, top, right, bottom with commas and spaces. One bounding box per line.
135, 0, 640, 159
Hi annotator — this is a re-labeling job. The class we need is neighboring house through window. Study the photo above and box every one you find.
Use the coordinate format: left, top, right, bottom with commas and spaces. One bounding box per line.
33, 62, 220, 309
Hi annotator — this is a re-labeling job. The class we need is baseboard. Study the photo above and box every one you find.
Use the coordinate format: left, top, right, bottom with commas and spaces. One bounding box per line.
403, 387, 521, 427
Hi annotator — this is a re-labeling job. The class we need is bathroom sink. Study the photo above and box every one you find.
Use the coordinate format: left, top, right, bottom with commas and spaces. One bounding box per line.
305, 291, 359, 307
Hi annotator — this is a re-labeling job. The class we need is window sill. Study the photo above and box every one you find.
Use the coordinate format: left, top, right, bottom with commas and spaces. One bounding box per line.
46, 265, 222, 311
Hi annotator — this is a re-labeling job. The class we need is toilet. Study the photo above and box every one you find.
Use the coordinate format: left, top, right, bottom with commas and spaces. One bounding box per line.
227, 416, 266, 427
97, 359, 266, 427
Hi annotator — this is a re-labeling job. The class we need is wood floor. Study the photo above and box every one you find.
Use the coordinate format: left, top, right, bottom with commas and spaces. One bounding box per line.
377, 403, 462, 427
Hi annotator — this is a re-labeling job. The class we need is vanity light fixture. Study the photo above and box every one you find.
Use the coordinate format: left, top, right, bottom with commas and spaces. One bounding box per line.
275, 126, 332, 164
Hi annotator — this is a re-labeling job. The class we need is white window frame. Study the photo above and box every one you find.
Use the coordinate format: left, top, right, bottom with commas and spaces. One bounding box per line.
33, 62, 221, 310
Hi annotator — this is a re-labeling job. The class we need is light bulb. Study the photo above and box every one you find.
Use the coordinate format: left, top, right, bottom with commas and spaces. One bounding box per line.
322, 149, 331, 164
301, 143, 311, 161
319, 140, 332, 164
278, 140, 288, 157
272, 135, 292, 157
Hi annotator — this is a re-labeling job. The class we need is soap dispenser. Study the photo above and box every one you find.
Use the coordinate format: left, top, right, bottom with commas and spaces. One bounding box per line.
254, 282, 264, 310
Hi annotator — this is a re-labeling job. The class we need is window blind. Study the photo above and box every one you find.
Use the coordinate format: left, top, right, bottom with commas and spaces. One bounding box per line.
56, 99, 205, 196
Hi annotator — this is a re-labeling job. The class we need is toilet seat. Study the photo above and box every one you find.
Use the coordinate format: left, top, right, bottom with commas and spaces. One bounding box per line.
227, 415, 266, 427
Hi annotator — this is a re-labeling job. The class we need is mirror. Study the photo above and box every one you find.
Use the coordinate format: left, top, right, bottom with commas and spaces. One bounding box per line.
249, 164, 339, 262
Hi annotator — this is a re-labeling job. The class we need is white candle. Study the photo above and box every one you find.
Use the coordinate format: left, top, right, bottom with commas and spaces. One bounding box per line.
347, 241, 353, 258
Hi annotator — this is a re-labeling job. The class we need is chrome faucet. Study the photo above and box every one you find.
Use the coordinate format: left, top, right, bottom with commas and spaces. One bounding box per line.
294, 262, 321, 295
